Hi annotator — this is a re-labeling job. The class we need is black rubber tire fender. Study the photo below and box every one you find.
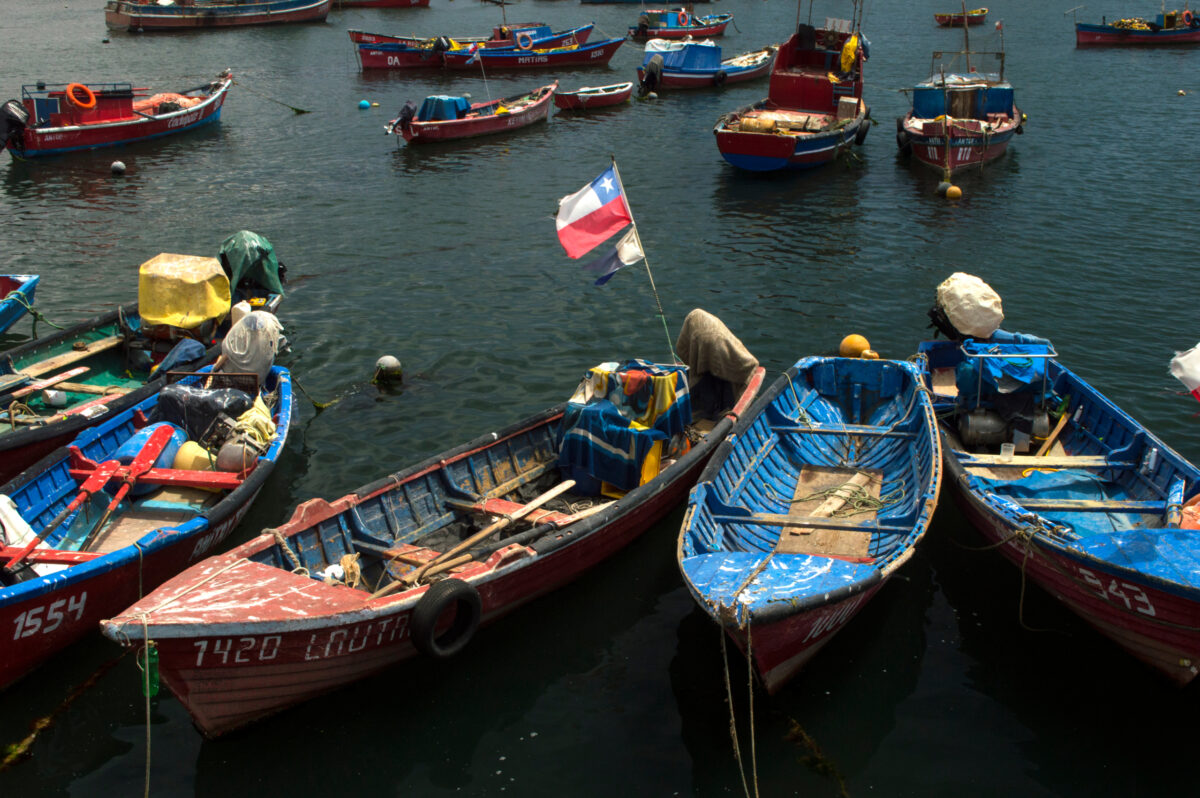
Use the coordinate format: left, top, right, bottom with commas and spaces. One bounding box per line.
713, 70, 727, 86
855, 116, 871, 145
410, 578, 482, 659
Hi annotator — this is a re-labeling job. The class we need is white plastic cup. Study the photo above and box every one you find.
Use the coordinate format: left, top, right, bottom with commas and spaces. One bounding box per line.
1000, 443, 1015, 462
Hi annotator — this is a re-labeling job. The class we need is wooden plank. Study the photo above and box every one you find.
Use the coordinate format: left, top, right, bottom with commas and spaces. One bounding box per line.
959, 454, 1131, 468
10, 367, 90, 399
771, 423, 915, 438
931, 367, 958, 397
20, 335, 123, 378
1012, 498, 1166, 514
713, 513, 907, 534
54, 382, 133, 396
0, 545, 102, 565
445, 496, 575, 526
774, 466, 882, 558
87, 508, 189, 553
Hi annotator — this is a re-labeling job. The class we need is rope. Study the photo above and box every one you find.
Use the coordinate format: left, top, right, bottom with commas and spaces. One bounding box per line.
270, 526, 307, 574
5, 293, 63, 334
138, 616, 153, 798
745, 624, 759, 798
782, 481, 905, 518
720, 626, 753, 798
4, 401, 38, 431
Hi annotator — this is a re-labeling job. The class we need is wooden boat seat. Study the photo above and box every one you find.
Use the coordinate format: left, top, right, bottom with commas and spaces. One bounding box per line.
20, 335, 123, 378
771, 423, 915, 438
775, 466, 883, 558
1010, 498, 1167, 514
960, 454, 1133, 468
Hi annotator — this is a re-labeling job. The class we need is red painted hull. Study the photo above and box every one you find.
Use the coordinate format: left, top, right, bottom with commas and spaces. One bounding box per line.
553, 82, 633, 109
348, 21, 566, 45
398, 84, 556, 143
900, 111, 1020, 174
105, 0, 330, 30
5, 73, 231, 159
441, 38, 623, 69
102, 369, 766, 736
629, 20, 729, 39
934, 11, 987, 26
1075, 22, 1200, 45
353, 25, 594, 69
946, 449, 1200, 685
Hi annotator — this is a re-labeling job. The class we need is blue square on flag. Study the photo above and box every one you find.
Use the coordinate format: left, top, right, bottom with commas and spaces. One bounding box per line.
555, 166, 633, 259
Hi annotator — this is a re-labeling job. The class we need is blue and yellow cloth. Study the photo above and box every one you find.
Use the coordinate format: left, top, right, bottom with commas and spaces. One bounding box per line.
558, 360, 691, 493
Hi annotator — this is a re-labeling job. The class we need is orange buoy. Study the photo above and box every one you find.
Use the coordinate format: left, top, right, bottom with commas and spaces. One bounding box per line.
64, 82, 96, 111
839, 334, 871, 357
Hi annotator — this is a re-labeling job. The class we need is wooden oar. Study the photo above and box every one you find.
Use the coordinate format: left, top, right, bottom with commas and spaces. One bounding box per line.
1036, 407, 1071, 457
376, 480, 577, 595
2, 459, 122, 576
77, 425, 176, 553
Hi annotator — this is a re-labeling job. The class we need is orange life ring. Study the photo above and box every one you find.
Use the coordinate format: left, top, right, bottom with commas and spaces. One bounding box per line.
64, 83, 96, 111
677, 10, 690, 25
516, 31, 534, 50
1184, 9, 1195, 25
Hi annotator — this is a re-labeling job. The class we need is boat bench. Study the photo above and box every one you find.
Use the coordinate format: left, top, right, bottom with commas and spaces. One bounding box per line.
960, 454, 1133, 468
711, 512, 908, 534
771, 423, 915, 439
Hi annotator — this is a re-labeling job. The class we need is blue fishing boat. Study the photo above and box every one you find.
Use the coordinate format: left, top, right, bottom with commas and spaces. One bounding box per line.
678, 356, 942, 692
638, 39, 777, 91
629, 8, 732, 40
0, 274, 39, 337
919, 331, 1200, 685
0, 364, 293, 689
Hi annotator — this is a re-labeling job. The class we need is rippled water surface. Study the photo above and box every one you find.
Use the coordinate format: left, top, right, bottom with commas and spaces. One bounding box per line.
2, 0, 1199, 795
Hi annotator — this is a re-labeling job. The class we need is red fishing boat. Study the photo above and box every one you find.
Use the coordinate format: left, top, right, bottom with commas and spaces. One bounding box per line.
352, 24, 595, 69
629, 8, 733, 39
1076, 11, 1200, 45
554, 82, 634, 110
105, 0, 331, 31
934, 7, 987, 26
440, 37, 624, 69
385, 83, 557, 143
1, 70, 232, 159
100, 314, 765, 737
348, 22, 592, 46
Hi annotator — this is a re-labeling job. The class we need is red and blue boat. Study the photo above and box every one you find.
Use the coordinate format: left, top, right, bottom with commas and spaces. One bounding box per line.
629, 8, 733, 40
440, 37, 624, 69
0, 71, 232, 159
1076, 10, 1200, 45
714, 15, 870, 172
385, 83, 558, 143
0, 275, 39, 337
638, 39, 777, 91
0, 364, 293, 690
98, 314, 764, 737
895, 46, 1023, 175
104, 0, 331, 31
678, 356, 942, 692
919, 330, 1200, 685
354, 23, 596, 69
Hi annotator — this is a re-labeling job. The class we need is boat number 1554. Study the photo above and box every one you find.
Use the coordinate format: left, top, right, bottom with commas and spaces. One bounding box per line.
12, 593, 87, 639
1076, 566, 1156, 616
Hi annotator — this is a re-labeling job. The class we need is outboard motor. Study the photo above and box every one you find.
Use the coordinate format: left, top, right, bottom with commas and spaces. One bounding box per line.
1, 99, 29, 152
640, 54, 664, 95
396, 100, 417, 131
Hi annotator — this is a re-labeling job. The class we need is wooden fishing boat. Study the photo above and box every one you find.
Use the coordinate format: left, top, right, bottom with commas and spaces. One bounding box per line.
0, 275, 39, 337
679, 356, 941, 692
352, 24, 595, 69
104, 0, 331, 31
918, 332, 1200, 685
99, 313, 765, 737
895, 46, 1023, 175
0, 365, 293, 690
1075, 11, 1200, 45
714, 18, 870, 171
385, 83, 557, 143
638, 39, 777, 91
554, 82, 634, 110
440, 37, 625, 69
629, 9, 733, 40
934, 7, 987, 26
0, 71, 232, 160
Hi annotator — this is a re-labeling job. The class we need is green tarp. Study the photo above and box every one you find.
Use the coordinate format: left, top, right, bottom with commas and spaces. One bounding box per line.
218, 230, 286, 297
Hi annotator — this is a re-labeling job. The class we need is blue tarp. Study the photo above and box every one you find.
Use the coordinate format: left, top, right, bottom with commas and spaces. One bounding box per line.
955, 335, 1054, 405
558, 360, 690, 493
416, 96, 471, 122
647, 41, 722, 71
981, 470, 1138, 537
911, 84, 1015, 119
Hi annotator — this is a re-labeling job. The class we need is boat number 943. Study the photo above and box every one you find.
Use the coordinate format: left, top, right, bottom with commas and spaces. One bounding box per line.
12, 593, 87, 639
1076, 566, 1156, 616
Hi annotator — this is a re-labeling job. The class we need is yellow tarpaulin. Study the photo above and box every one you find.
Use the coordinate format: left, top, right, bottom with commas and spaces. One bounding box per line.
138, 253, 231, 330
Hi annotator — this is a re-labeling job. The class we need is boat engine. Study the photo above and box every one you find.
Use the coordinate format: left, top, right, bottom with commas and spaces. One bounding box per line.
1, 99, 28, 152
959, 408, 1008, 447
640, 54, 663, 95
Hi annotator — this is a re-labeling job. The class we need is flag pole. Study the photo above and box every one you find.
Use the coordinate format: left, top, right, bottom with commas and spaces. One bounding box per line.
610, 157, 678, 364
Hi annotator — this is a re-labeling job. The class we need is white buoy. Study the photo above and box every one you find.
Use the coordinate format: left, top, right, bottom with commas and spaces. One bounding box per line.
111, 160, 126, 175
374, 355, 403, 384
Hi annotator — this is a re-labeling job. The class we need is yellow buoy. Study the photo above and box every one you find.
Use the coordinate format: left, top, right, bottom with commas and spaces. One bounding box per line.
861, 349, 880, 360
946, 185, 963, 200
839, 334, 871, 357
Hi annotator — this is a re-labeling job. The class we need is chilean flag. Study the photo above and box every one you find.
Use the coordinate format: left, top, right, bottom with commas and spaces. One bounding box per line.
1170, 343, 1200, 402
555, 166, 633, 259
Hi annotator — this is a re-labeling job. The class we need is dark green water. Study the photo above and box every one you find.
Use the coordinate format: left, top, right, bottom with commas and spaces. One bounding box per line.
2, 0, 1199, 794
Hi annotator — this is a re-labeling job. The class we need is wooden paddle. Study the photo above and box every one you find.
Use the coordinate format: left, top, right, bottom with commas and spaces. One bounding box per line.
2, 459, 122, 575
372, 480, 577, 597
1036, 404, 1071, 457
77, 425, 176, 553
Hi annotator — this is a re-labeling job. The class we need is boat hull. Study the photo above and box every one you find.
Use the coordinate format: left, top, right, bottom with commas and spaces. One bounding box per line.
340, 0, 427, 7
0, 275, 39, 336
934, 11, 987, 26
715, 111, 868, 171
0, 369, 293, 690
104, 0, 331, 30
899, 112, 1020, 174
353, 24, 593, 69
1075, 22, 1200, 45
400, 85, 556, 143
629, 21, 730, 40
440, 38, 623, 69
102, 365, 765, 736
554, 83, 633, 109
